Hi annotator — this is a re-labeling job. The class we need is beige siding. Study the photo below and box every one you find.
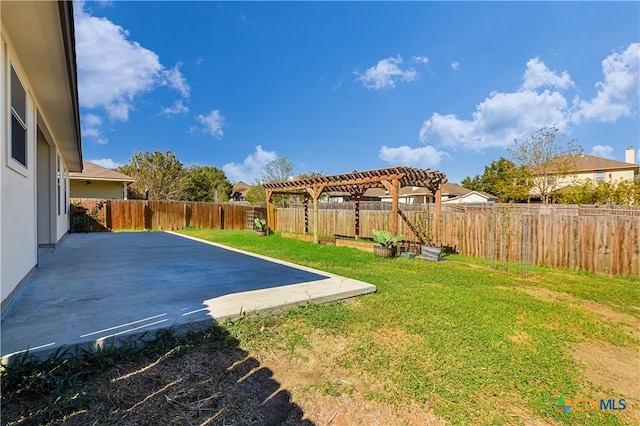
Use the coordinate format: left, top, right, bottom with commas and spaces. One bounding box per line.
70, 180, 125, 199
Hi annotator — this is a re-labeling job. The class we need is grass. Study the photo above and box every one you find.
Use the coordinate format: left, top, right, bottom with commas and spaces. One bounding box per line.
2, 228, 637, 425
180, 228, 639, 425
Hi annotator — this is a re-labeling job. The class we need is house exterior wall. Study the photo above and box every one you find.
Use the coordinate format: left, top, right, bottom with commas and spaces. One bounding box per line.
70, 180, 126, 199
2, 34, 38, 303
573, 169, 636, 184
442, 192, 493, 204
538, 169, 638, 194
1, 27, 71, 307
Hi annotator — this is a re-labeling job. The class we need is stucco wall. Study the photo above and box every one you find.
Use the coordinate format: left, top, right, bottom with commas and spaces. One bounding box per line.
573, 169, 636, 184
70, 180, 125, 199
1, 30, 71, 307
1, 36, 38, 303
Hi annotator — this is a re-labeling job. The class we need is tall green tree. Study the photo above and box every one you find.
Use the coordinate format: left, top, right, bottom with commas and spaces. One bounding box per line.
245, 184, 266, 205
117, 150, 188, 200
185, 165, 232, 202
461, 157, 530, 202
508, 126, 581, 203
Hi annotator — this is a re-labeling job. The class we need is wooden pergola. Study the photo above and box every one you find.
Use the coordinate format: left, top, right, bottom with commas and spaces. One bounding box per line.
262, 167, 448, 244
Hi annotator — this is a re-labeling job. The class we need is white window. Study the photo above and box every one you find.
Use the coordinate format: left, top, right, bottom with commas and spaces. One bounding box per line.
595, 171, 605, 183
10, 65, 27, 167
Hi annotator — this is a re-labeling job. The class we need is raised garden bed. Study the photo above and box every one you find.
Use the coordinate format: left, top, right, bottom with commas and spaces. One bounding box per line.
335, 237, 376, 253
281, 232, 336, 244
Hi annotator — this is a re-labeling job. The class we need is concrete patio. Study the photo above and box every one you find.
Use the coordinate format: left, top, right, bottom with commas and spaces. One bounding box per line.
1, 231, 376, 361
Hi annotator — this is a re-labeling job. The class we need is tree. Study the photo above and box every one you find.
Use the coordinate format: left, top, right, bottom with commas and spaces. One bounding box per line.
117, 150, 188, 200
185, 165, 232, 202
244, 183, 266, 205
251, 157, 297, 207
461, 157, 530, 202
556, 179, 640, 206
508, 126, 581, 204
259, 157, 295, 184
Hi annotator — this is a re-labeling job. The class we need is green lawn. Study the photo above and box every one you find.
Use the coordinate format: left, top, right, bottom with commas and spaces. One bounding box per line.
180, 228, 639, 425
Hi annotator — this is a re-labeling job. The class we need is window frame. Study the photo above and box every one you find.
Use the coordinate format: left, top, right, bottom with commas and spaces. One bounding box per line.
7, 62, 29, 175
595, 170, 605, 183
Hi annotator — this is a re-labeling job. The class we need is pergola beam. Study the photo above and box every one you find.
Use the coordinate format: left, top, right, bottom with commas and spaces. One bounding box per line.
262, 166, 448, 244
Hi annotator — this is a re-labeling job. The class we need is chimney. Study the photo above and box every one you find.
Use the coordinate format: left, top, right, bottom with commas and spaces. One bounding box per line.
626, 146, 636, 164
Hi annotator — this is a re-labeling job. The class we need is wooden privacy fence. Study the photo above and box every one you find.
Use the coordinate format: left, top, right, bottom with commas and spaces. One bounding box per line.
70, 199, 266, 232
276, 202, 640, 276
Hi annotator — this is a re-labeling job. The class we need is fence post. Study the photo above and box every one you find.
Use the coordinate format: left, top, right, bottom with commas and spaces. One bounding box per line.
105, 200, 112, 230
219, 205, 224, 230
144, 203, 151, 230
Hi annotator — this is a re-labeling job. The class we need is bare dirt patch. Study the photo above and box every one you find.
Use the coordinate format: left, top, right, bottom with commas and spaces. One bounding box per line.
504, 286, 640, 340
570, 340, 640, 423
249, 330, 446, 426
502, 285, 640, 424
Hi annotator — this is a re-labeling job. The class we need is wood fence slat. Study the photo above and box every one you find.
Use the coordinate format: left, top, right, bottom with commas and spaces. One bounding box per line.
274, 202, 639, 276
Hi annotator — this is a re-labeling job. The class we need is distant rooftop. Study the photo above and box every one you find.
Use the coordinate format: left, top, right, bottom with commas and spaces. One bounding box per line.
569, 154, 639, 172
69, 161, 134, 182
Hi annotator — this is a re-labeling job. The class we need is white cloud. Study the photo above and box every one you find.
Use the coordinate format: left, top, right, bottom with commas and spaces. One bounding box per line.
161, 100, 189, 116
81, 114, 108, 144
418, 44, 639, 151
420, 89, 569, 149
161, 62, 190, 98
74, 2, 190, 123
521, 58, 574, 91
223, 145, 277, 183
379, 145, 449, 168
81, 114, 102, 137
589, 145, 614, 159
355, 55, 418, 90
573, 43, 640, 123
413, 56, 429, 64
195, 110, 225, 138
87, 158, 122, 169
451, 62, 460, 71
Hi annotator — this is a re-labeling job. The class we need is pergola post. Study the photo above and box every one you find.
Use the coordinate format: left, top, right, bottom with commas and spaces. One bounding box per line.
381, 179, 400, 235
303, 194, 310, 234
351, 191, 364, 239
306, 186, 322, 244
391, 178, 399, 235
265, 189, 274, 234
434, 186, 442, 245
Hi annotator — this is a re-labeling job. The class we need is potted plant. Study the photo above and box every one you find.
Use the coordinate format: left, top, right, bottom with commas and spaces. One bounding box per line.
372, 229, 403, 258
254, 218, 267, 236
414, 213, 443, 261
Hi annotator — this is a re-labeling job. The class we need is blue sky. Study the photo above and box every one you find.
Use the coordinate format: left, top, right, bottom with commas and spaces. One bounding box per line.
74, 1, 640, 184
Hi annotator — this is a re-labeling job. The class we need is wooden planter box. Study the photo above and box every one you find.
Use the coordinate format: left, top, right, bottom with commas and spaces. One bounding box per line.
281, 232, 335, 244
373, 245, 396, 258
335, 238, 375, 253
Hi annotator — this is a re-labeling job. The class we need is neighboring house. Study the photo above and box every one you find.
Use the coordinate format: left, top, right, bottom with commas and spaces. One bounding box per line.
365, 182, 497, 204
530, 146, 639, 201
441, 190, 498, 204
1, 1, 82, 309
69, 161, 134, 199
568, 147, 638, 185
231, 181, 250, 201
